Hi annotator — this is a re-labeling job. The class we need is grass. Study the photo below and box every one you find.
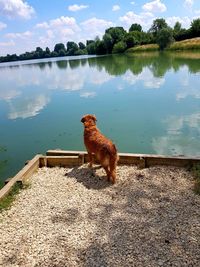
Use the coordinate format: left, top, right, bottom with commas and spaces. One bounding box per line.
191, 164, 200, 195
126, 38, 200, 53
168, 37, 200, 51
0, 182, 30, 213
126, 44, 159, 53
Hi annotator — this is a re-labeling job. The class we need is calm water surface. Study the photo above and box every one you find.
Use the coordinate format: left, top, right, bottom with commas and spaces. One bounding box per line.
0, 52, 200, 182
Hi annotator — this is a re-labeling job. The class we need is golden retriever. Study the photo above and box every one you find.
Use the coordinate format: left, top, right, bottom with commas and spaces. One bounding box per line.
81, 114, 119, 184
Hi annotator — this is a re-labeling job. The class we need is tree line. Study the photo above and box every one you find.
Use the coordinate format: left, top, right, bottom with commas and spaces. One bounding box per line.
0, 17, 200, 63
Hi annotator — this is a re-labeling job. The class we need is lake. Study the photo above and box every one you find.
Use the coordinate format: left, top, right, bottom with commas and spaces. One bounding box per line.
0, 52, 200, 183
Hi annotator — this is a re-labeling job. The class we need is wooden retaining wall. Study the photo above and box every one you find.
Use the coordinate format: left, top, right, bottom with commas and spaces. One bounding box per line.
0, 154, 41, 201
46, 150, 200, 168
1, 150, 200, 201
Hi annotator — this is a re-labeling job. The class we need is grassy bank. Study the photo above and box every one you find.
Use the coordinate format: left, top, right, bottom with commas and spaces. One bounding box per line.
0, 181, 30, 212
168, 37, 200, 51
0, 183, 22, 212
126, 44, 159, 53
126, 38, 200, 53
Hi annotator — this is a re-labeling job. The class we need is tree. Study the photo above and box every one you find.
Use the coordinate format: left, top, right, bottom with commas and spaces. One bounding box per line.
86, 42, 96, 54
173, 21, 182, 39
54, 43, 66, 53
78, 42, 86, 50
149, 18, 168, 37
124, 32, 139, 48
86, 40, 94, 46
103, 33, 114, 53
95, 40, 107, 55
45, 47, 50, 54
36, 47, 43, 53
157, 28, 174, 50
66, 41, 79, 55
51, 51, 58, 57
58, 49, 66, 56
105, 27, 126, 44
129, 23, 142, 32
75, 49, 87, 55
112, 41, 127, 53
190, 18, 200, 37
174, 22, 181, 33
34, 47, 45, 58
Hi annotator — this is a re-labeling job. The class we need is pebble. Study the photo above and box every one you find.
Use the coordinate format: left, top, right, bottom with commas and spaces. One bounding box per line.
0, 164, 200, 266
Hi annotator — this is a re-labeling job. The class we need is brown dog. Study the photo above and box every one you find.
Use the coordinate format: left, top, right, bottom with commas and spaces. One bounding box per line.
81, 114, 119, 184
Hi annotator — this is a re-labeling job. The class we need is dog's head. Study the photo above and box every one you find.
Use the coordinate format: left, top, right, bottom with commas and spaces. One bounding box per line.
81, 114, 97, 127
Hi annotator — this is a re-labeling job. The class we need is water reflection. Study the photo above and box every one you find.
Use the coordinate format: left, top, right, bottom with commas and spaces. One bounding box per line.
0, 52, 200, 181
0, 52, 199, 122
152, 113, 200, 156
8, 94, 50, 120
123, 69, 165, 89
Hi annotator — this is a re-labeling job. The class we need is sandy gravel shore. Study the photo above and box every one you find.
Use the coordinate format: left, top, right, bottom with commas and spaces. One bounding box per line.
0, 164, 200, 267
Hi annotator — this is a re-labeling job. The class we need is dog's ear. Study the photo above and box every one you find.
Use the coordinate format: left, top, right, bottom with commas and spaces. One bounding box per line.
81, 116, 85, 123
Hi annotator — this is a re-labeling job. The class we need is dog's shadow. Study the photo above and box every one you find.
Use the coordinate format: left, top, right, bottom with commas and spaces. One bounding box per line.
65, 166, 112, 190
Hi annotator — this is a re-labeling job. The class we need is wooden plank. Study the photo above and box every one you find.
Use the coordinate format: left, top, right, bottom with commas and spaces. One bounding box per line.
0, 154, 41, 201
46, 150, 200, 167
46, 150, 87, 156
45, 156, 81, 167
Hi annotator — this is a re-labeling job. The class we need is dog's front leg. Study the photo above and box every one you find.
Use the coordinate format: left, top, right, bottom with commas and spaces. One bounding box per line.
88, 152, 94, 168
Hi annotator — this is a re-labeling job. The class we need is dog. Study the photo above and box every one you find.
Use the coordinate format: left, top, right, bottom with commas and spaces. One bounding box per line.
81, 114, 119, 184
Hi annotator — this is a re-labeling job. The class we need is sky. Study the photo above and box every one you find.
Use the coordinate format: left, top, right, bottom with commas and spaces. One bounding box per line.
0, 0, 200, 56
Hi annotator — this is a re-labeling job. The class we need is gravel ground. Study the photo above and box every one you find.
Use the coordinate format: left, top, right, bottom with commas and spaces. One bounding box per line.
0, 164, 200, 267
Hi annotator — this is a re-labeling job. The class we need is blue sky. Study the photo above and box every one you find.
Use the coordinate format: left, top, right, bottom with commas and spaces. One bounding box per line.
0, 0, 200, 56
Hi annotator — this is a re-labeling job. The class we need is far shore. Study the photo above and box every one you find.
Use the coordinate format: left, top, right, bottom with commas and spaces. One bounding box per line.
126, 37, 200, 53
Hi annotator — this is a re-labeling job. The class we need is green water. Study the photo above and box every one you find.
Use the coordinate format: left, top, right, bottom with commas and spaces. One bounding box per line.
0, 52, 200, 182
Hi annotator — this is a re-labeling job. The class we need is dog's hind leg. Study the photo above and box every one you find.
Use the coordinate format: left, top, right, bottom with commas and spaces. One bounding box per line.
109, 158, 118, 184
103, 166, 111, 181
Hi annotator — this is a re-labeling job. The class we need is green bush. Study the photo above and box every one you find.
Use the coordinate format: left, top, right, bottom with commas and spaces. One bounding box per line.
112, 41, 127, 54
157, 28, 174, 50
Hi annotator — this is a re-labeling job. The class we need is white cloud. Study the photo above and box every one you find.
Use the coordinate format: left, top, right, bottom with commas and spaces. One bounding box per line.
35, 22, 49, 29
49, 16, 79, 29
119, 11, 154, 30
68, 4, 88, 12
112, 5, 120, 11
33, 16, 80, 49
0, 0, 35, 19
0, 21, 7, 30
6, 30, 32, 39
80, 92, 96, 98
0, 40, 15, 47
130, 1, 135, 5
81, 17, 114, 38
142, 0, 166, 13
184, 0, 194, 9
166, 16, 191, 29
